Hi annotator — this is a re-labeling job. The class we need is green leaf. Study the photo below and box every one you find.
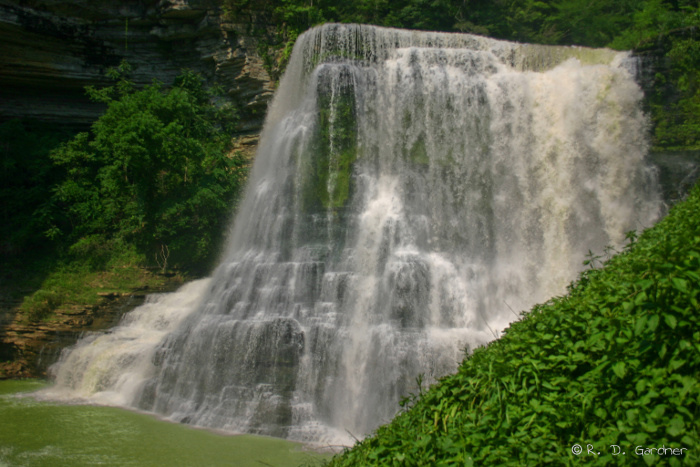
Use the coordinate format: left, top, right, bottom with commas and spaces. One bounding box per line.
671, 277, 688, 292
572, 352, 586, 362
612, 361, 626, 378
635, 378, 648, 394
669, 358, 686, 370
642, 419, 659, 433
634, 291, 649, 306
666, 416, 685, 437
647, 315, 660, 332
650, 404, 667, 419
664, 313, 677, 329
679, 376, 697, 399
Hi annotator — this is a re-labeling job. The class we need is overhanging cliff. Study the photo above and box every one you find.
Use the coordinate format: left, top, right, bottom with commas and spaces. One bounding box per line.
0, 0, 276, 132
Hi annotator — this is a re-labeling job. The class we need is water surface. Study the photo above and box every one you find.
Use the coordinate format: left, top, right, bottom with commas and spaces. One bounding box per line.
0, 380, 329, 466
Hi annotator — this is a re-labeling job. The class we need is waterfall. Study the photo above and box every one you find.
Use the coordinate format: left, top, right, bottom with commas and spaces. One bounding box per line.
45, 24, 661, 445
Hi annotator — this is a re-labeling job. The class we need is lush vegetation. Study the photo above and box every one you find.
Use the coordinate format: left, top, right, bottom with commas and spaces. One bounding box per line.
49, 62, 245, 272
224, 0, 698, 50
329, 183, 700, 465
13, 247, 181, 323
1, 63, 247, 321
225, 0, 700, 151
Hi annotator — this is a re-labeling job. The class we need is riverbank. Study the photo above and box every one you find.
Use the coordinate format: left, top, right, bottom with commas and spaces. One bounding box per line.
0, 250, 191, 379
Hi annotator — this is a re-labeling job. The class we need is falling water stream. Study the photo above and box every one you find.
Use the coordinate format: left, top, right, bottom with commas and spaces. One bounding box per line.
44, 24, 661, 445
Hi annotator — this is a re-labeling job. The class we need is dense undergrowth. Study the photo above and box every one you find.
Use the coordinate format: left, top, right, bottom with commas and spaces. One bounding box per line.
329, 184, 700, 465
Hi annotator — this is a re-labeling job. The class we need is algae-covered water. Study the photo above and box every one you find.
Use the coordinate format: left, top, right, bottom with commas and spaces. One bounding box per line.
0, 380, 330, 466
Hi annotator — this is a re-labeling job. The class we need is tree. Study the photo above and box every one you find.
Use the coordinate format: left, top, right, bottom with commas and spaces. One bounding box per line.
50, 62, 247, 272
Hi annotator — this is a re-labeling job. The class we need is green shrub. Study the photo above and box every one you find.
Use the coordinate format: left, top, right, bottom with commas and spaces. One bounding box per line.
23, 290, 63, 322
50, 61, 248, 273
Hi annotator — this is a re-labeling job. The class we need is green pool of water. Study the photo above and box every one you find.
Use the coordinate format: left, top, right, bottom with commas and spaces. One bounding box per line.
0, 380, 330, 467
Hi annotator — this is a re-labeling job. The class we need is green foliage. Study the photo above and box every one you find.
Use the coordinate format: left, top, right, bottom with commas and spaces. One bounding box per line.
549, 0, 638, 47
329, 182, 700, 465
18, 238, 150, 321
607, 0, 697, 50
222, 0, 462, 78
49, 62, 247, 272
643, 28, 700, 151
223, 0, 458, 35
317, 87, 358, 211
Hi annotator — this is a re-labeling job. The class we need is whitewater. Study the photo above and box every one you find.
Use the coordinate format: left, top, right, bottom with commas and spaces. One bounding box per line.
43, 24, 661, 446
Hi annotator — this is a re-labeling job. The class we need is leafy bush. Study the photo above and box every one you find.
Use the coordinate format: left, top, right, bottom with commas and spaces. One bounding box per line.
49, 62, 247, 272
330, 183, 700, 465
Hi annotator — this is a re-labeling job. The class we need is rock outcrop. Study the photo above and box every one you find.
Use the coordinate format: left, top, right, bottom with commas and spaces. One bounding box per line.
0, 0, 276, 132
0, 278, 185, 379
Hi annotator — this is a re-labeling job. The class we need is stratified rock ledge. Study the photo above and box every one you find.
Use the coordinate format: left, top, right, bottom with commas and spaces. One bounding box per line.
0, 0, 276, 132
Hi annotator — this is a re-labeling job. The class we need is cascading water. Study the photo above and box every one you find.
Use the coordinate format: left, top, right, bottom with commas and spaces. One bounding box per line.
45, 24, 661, 445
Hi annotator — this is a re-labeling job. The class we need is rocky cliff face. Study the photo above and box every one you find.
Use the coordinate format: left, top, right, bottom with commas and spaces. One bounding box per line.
0, 0, 276, 132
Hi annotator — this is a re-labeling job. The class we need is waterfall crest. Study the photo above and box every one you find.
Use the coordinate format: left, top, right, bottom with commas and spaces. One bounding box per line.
46, 24, 661, 445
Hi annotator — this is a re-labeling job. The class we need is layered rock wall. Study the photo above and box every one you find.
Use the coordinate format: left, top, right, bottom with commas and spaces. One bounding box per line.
0, 0, 276, 132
